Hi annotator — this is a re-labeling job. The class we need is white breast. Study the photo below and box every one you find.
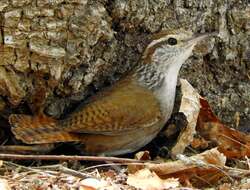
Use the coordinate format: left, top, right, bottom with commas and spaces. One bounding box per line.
154, 63, 181, 122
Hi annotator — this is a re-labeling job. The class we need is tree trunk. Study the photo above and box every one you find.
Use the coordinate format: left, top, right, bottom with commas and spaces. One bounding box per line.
0, 0, 249, 129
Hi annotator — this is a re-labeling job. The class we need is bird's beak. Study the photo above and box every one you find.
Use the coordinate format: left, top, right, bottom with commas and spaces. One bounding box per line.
186, 31, 218, 46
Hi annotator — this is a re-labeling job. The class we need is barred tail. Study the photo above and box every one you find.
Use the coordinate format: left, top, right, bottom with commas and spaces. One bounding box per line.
9, 114, 82, 144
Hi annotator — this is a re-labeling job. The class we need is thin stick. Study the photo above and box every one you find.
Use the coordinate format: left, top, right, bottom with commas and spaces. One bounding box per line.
3, 161, 96, 179
32, 164, 94, 178
57, 166, 92, 178
0, 153, 142, 163
4, 161, 38, 172
81, 162, 146, 171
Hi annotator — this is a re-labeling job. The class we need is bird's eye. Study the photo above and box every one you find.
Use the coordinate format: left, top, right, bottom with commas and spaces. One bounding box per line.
167, 37, 178, 45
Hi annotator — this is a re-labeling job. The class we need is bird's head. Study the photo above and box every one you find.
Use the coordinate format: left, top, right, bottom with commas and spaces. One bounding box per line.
133, 29, 217, 90
142, 30, 216, 71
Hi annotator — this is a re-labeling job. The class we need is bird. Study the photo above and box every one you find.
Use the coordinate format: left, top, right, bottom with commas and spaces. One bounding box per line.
7, 29, 215, 156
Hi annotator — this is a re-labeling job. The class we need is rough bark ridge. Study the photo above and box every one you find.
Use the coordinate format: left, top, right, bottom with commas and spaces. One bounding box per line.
0, 0, 249, 129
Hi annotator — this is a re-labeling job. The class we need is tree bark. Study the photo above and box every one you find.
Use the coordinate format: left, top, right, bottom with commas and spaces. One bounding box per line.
0, 0, 249, 129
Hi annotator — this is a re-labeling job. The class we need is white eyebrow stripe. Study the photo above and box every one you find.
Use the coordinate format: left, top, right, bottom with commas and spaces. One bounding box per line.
146, 36, 169, 49
142, 36, 170, 59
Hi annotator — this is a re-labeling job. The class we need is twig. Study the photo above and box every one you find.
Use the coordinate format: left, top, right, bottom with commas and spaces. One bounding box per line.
32, 164, 94, 178
3, 161, 95, 179
81, 162, 146, 171
32, 164, 67, 170
4, 161, 38, 172
57, 165, 93, 178
0, 153, 142, 163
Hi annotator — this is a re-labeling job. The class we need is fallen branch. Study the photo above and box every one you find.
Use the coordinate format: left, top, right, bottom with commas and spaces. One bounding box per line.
0, 153, 142, 163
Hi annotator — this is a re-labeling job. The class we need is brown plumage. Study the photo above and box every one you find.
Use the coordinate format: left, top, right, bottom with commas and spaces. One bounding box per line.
10, 77, 162, 155
7, 30, 215, 155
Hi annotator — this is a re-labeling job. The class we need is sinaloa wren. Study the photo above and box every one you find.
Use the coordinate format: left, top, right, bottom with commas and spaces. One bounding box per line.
9, 30, 215, 156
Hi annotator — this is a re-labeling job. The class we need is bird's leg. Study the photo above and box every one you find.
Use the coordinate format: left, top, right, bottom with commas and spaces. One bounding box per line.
0, 143, 56, 154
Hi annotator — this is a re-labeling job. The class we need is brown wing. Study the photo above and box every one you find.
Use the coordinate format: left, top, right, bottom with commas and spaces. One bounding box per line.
60, 78, 163, 135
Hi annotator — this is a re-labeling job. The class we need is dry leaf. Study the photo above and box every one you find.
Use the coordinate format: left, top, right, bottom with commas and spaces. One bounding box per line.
128, 151, 151, 173
145, 148, 227, 187
171, 79, 200, 156
0, 179, 11, 190
197, 98, 250, 159
218, 183, 232, 190
80, 178, 107, 190
135, 150, 151, 161
191, 136, 209, 149
147, 148, 226, 175
127, 168, 180, 190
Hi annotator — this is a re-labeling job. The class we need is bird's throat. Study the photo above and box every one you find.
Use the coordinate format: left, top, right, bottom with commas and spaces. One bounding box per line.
155, 63, 181, 121
133, 63, 165, 90
133, 62, 182, 121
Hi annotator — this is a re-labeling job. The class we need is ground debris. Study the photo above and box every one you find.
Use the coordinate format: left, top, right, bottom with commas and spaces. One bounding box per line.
0, 161, 134, 190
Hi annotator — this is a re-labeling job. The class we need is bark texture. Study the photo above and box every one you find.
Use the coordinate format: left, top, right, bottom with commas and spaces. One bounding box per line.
0, 0, 249, 128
